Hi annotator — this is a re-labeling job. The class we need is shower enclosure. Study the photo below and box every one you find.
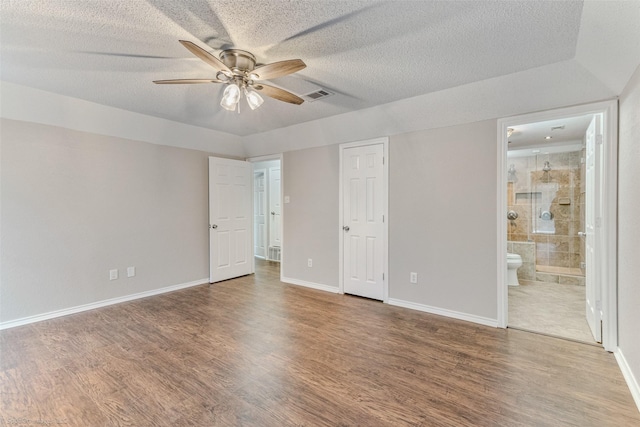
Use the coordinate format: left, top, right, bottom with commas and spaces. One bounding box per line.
507, 150, 585, 284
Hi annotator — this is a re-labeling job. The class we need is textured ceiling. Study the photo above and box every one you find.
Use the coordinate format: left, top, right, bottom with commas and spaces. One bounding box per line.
0, 0, 586, 136
508, 115, 594, 150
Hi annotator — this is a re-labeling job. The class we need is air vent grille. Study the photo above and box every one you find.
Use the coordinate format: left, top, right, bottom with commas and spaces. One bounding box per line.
303, 89, 334, 102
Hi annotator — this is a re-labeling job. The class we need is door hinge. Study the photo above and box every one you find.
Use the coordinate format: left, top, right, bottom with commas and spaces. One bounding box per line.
596, 134, 603, 145
383, 157, 385, 165
382, 273, 385, 281
382, 214, 385, 222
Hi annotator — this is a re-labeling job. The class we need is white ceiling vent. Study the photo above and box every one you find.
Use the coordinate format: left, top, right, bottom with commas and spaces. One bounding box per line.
302, 89, 334, 102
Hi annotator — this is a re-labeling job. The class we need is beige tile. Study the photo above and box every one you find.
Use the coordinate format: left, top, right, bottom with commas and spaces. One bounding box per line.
559, 276, 585, 286
513, 242, 535, 262
570, 253, 583, 269
510, 233, 529, 242
535, 272, 559, 283
532, 234, 549, 244
554, 204, 573, 220
549, 239, 570, 253
536, 256, 550, 266
518, 263, 536, 281
549, 257, 570, 268
554, 220, 569, 235
508, 281, 594, 343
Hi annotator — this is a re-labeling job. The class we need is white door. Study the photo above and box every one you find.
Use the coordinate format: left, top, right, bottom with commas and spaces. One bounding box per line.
209, 157, 253, 283
342, 143, 385, 300
254, 169, 267, 259
269, 167, 282, 249
584, 115, 602, 342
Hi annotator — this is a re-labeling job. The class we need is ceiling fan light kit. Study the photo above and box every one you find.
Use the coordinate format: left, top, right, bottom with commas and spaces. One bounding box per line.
220, 84, 241, 111
244, 88, 264, 110
154, 41, 305, 113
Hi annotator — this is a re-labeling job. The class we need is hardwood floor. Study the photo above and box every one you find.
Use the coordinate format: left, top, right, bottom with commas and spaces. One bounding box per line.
2, 259, 638, 426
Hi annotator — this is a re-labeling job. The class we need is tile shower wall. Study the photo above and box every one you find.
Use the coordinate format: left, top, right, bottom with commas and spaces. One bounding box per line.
507, 241, 535, 281
507, 151, 584, 270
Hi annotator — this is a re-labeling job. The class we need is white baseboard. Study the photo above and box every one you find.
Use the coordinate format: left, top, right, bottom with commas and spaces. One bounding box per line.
387, 298, 498, 328
615, 348, 640, 413
280, 276, 340, 294
0, 278, 208, 330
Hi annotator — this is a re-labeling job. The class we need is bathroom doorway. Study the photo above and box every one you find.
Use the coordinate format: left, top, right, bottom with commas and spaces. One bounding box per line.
497, 101, 618, 351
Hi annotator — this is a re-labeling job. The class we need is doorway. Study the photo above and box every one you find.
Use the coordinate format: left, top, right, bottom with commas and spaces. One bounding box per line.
250, 157, 282, 263
497, 101, 618, 351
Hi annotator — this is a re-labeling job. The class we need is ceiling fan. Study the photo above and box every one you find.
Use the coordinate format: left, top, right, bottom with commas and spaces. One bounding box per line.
154, 40, 306, 112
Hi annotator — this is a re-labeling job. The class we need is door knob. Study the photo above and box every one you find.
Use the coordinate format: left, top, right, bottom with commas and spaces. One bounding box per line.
211, 224, 218, 229
343, 226, 350, 232
271, 211, 276, 215
578, 231, 586, 237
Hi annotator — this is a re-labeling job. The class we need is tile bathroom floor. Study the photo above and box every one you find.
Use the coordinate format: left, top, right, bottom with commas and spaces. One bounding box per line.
508, 279, 596, 344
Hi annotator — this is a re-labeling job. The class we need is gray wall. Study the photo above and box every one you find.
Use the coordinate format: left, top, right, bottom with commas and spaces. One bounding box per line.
281, 120, 498, 321
282, 145, 339, 287
389, 120, 498, 319
618, 64, 640, 389
1, 119, 213, 322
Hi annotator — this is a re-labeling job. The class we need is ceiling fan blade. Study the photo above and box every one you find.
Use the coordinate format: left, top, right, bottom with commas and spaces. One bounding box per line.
254, 84, 304, 105
251, 59, 306, 80
153, 79, 223, 84
179, 40, 232, 75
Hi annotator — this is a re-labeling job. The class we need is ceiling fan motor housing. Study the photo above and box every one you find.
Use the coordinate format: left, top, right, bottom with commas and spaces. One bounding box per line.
219, 49, 256, 73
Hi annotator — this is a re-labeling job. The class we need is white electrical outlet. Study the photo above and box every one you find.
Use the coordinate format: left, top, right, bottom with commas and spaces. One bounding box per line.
127, 266, 136, 278
308, 258, 313, 267
410, 272, 418, 284
109, 269, 118, 280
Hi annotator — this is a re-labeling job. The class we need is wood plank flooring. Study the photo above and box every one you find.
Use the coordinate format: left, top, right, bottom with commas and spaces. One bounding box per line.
2, 260, 639, 426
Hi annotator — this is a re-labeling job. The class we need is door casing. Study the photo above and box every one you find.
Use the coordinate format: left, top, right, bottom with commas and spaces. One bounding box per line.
248, 154, 284, 277
339, 137, 389, 301
496, 100, 618, 351
254, 168, 267, 259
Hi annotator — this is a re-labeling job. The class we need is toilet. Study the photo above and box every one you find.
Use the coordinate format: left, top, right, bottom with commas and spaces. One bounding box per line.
507, 253, 523, 286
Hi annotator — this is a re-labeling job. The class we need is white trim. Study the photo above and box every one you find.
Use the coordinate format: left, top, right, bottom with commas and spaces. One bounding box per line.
0, 278, 208, 330
388, 298, 498, 328
615, 348, 640, 413
247, 154, 282, 163
338, 137, 389, 301
601, 101, 618, 352
496, 100, 618, 350
280, 276, 340, 294
497, 121, 508, 328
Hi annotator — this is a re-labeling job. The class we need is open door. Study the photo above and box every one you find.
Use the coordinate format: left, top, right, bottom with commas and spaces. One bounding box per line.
209, 157, 253, 283
254, 169, 267, 259
269, 167, 282, 250
584, 115, 602, 342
